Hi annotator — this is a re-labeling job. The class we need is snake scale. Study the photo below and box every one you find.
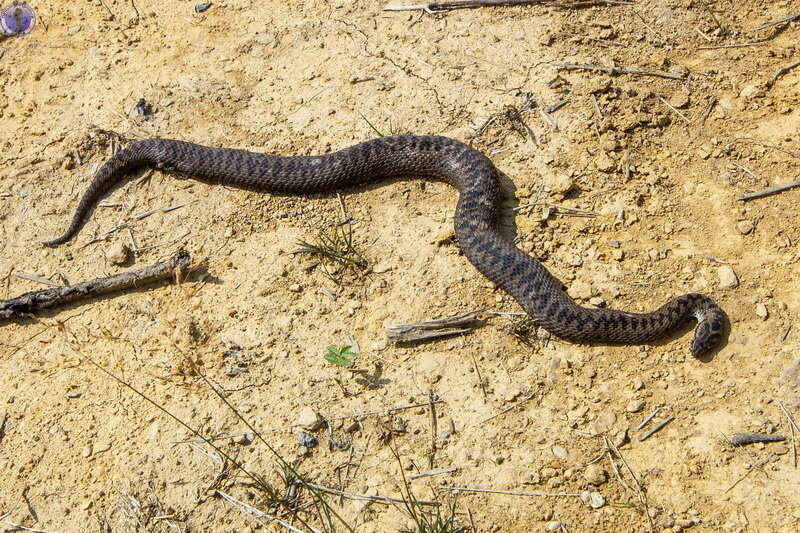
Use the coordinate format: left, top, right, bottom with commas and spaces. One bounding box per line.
44, 135, 724, 355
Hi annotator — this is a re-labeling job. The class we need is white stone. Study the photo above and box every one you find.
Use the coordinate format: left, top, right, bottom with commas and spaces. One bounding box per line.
107, 241, 130, 265
584, 464, 608, 485
627, 399, 646, 413
294, 406, 323, 431
718, 266, 739, 288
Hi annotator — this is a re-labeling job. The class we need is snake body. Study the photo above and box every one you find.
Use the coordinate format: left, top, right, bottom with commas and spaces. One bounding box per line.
45, 135, 724, 355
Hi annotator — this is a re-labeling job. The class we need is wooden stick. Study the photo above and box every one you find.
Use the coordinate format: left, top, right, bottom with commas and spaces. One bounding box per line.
605, 437, 655, 533
754, 12, 800, 31
724, 455, 773, 493
768, 60, 800, 88
738, 179, 800, 201
386, 308, 486, 342
437, 486, 582, 497
303, 482, 440, 506
384, 0, 632, 13
551, 62, 685, 80
657, 96, 690, 123
638, 415, 674, 441
777, 399, 799, 468
482, 393, 535, 422
635, 408, 660, 430
697, 42, 764, 50
409, 466, 459, 479
0, 251, 192, 320
384, 0, 551, 14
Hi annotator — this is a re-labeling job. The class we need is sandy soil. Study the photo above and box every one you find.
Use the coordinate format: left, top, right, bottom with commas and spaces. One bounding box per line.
1, 0, 800, 531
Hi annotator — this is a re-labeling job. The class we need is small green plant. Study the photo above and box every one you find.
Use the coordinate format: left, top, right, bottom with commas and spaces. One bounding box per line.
294, 221, 367, 284
400, 501, 461, 533
505, 314, 538, 346
324, 345, 358, 367
324, 345, 359, 397
360, 112, 402, 137
390, 442, 466, 533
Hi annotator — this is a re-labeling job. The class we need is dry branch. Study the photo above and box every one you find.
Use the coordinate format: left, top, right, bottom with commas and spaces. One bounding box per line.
384, 0, 630, 14
386, 308, 486, 342
551, 62, 685, 80
754, 12, 800, 31
0, 251, 193, 320
385, 0, 551, 13
768, 60, 800, 88
738, 179, 800, 201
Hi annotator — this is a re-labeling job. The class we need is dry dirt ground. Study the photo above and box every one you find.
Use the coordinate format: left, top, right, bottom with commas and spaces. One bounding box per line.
2, 0, 800, 531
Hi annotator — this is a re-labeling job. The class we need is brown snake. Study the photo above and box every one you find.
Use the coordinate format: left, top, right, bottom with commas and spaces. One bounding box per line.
45, 135, 725, 355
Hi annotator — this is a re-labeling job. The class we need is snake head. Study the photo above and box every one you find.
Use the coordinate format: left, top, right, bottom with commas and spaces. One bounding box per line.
689, 303, 725, 356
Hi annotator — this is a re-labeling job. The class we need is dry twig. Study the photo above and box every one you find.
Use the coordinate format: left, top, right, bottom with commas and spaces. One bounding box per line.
754, 12, 800, 31
551, 62, 685, 80
1, 251, 193, 320
605, 437, 655, 533
767, 60, 800, 88
437, 486, 581, 497
777, 399, 799, 468
384, 0, 568, 14
738, 179, 800, 201
386, 308, 486, 342
639, 415, 674, 441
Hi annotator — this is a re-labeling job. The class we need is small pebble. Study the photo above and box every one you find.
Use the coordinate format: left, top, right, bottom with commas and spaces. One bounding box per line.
633, 378, 645, 390
595, 153, 616, 173
540, 467, 558, 478
433, 229, 455, 246
294, 406, 323, 431
565, 253, 583, 267
593, 411, 616, 434
718, 265, 739, 288
107, 241, 130, 265
736, 220, 754, 235
740, 85, 759, 100
589, 296, 605, 307
552, 445, 569, 461
545, 521, 563, 532
288, 283, 302, 293
613, 428, 629, 448
549, 174, 575, 198
584, 464, 607, 485
668, 88, 690, 108
134, 98, 152, 116
627, 400, 646, 413
581, 490, 606, 509
755, 303, 768, 319
195, 2, 212, 12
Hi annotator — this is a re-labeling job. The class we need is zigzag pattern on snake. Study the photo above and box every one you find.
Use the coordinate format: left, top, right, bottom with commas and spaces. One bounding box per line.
44, 135, 725, 355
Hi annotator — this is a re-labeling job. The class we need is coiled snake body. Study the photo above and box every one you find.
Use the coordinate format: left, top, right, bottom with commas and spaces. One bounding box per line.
45, 135, 724, 355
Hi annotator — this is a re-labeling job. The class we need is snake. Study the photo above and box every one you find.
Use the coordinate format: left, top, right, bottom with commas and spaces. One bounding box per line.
44, 135, 725, 355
